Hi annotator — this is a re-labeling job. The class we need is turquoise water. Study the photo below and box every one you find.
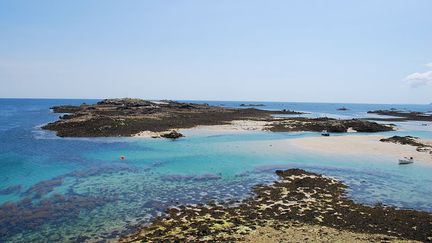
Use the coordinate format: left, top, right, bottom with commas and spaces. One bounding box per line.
1, 99, 432, 242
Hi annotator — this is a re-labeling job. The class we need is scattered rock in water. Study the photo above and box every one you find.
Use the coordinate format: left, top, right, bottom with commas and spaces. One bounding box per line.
160, 130, 184, 139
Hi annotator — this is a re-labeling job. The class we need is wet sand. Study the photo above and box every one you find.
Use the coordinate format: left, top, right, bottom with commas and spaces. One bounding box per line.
288, 135, 432, 164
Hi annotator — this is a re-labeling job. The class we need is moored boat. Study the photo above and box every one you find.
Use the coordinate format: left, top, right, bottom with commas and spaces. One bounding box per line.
399, 157, 414, 165
321, 130, 330, 136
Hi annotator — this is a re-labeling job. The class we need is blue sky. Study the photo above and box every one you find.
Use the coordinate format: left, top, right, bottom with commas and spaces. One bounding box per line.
0, 0, 431, 103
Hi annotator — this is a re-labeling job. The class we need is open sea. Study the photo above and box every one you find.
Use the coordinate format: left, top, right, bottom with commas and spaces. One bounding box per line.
1, 99, 432, 242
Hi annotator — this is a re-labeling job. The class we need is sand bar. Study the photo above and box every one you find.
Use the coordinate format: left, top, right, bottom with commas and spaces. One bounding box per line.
288, 135, 432, 164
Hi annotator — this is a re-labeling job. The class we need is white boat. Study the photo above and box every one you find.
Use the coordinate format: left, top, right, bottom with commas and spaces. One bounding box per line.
399, 157, 414, 165
321, 130, 330, 136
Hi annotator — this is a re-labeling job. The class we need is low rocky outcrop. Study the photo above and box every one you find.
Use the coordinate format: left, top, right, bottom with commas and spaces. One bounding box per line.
267, 118, 393, 133
380, 136, 432, 153
119, 169, 432, 242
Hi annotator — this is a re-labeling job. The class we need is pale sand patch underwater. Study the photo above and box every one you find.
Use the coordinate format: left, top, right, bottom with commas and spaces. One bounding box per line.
287, 135, 432, 164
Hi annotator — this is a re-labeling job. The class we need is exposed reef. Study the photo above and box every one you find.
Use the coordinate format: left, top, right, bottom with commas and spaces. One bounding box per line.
42, 98, 394, 137
120, 169, 432, 242
267, 117, 393, 133
367, 110, 432, 122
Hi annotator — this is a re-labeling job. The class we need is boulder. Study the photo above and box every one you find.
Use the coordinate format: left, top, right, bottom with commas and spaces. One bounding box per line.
160, 130, 184, 139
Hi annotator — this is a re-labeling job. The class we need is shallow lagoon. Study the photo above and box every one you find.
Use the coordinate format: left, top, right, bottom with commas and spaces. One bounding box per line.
1, 99, 432, 242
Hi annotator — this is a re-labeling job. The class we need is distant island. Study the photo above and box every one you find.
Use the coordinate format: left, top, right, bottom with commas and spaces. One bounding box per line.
239, 103, 265, 107
337, 107, 349, 111
42, 98, 394, 137
367, 109, 432, 122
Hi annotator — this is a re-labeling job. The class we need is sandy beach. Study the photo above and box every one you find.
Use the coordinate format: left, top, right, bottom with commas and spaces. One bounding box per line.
134, 120, 271, 138
288, 135, 432, 164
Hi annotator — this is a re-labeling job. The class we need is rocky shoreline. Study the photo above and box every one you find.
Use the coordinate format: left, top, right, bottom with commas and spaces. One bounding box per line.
42, 98, 394, 137
380, 136, 432, 155
267, 117, 393, 133
119, 169, 432, 242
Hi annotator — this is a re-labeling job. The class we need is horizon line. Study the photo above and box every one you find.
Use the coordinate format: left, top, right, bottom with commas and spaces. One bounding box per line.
0, 97, 430, 106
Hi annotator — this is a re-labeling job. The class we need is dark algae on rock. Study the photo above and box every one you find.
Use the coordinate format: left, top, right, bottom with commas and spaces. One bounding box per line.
120, 169, 432, 242
267, 117, 393, 133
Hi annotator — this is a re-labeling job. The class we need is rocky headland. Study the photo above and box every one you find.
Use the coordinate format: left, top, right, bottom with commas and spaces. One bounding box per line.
119, 169, 432, 242
42, 98, 394, 137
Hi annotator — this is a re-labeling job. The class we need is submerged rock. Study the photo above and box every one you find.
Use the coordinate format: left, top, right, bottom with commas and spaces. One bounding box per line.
0, 185, 22, 195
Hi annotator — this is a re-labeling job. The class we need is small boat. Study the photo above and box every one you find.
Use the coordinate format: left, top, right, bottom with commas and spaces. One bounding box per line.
321, 130, 330, 136
337, 107, 349, 111
399, 157, 414, 165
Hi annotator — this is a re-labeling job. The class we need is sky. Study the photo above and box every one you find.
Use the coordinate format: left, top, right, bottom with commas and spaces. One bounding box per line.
0, 0, 431, 104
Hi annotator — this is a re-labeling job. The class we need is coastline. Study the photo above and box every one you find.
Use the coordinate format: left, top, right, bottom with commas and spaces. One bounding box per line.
133, 120, 271, 138
120, 169, 432, 242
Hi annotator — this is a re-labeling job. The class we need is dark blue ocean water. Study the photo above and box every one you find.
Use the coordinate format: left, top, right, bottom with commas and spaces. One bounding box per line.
1, 99, 432, 242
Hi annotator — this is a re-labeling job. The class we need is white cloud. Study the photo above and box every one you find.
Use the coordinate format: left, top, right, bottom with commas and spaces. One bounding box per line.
405, 70, 432, 88
404, 63, 432, 88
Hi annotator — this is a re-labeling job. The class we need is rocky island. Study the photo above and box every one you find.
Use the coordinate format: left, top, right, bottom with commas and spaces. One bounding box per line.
42, 98, 395, 137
